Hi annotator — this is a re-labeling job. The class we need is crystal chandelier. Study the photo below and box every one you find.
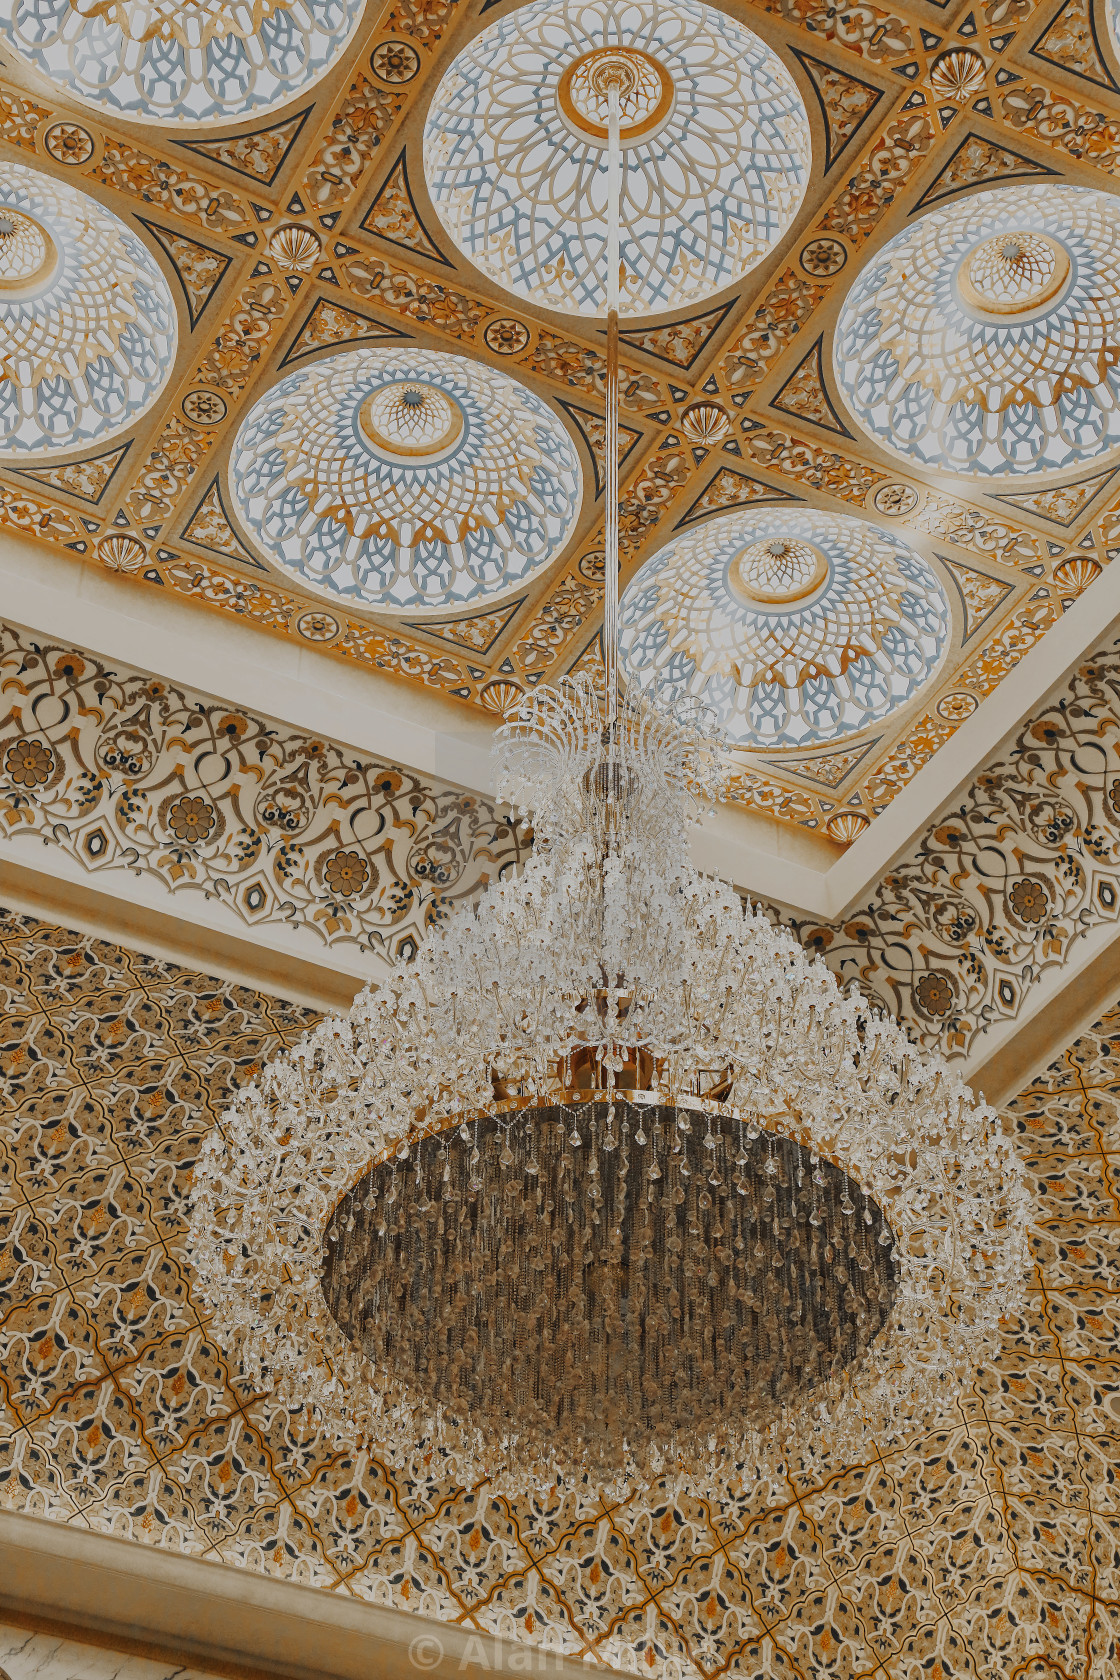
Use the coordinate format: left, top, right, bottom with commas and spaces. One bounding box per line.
189, 25, 1029, 1505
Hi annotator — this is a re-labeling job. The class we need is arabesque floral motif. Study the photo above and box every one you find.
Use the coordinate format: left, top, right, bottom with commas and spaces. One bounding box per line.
0, 623, 524, 962
793, 631, 1120, 1055
166, 795, 217, 843
4, 736, 54, 787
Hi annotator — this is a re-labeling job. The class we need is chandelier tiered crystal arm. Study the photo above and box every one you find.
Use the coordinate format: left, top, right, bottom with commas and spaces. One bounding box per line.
190, 25, 1029, 1507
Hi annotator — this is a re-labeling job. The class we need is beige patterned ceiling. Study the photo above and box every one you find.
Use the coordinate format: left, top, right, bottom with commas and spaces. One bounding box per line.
2, 0, 1120, 846
2, 902, 1119, 1680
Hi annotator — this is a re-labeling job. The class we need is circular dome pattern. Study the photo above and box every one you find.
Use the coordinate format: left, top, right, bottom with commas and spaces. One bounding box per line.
618, 509, 951, 750
0, 162, 177, 456
423, 0, 810, 318
229, 348, 583, 614
2, 0, 364, 127
834, 183, 1120, 479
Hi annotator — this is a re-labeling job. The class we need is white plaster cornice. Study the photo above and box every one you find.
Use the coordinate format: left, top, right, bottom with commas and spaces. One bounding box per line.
0, 1510, 591, 1680
10, 532, 1120, 924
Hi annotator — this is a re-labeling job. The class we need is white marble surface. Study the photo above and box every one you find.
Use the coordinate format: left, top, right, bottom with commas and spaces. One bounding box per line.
0, 1624, 224, 1680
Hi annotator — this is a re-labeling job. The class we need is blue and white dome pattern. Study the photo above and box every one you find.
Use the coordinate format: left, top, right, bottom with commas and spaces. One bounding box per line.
834, 183, 1120, 479
423, 0, 810, 318
229, 348, 583, 614
619, 509, 951, 750
2, 0, 364, 128
0, 162, 177, 456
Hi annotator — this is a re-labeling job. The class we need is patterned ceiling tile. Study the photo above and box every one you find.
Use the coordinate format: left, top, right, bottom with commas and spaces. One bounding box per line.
1, 887, 1115, 1667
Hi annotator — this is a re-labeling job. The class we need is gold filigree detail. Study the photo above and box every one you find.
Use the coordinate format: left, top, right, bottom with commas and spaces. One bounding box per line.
359, 380, 464, 460
729, 537, 828, 606
557, 47, 675, 143
957, 231, 1070, 317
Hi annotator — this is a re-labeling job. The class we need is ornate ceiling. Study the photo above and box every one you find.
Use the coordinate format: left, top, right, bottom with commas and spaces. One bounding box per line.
618, 507, 951, 749
6, 6, 1120, 1672
1, 0, 1120, 846
2, 896, 1118, 1680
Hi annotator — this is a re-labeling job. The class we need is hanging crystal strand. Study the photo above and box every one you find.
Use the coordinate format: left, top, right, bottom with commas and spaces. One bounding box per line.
604, 75, 621, 728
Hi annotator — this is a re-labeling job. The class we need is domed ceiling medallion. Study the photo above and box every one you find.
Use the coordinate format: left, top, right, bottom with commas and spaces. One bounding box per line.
229, 348, 583, 614
423, 0, 811, 317
618, 509, 951, 750
0, 162, 177, 455
834, 183, 1120, 479
2, 0, 364, 127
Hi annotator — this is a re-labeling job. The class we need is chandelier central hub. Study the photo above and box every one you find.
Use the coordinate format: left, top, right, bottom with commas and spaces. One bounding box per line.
0, 207, 58, 295
728, 537, 829, 606
956, 229, 1071, 318
557, 46, 675, 145
359, 379, 465, 462
321, 1097, 899, 1475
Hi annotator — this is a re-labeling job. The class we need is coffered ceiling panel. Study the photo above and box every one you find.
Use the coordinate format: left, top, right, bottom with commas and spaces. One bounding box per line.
0, 0, 1118, 853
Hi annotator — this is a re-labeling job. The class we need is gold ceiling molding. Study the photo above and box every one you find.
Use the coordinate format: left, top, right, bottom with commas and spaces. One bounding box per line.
404, 598, 524, 656
1030, 0, 1118, 91
557, 398, 645, 498
676, 466, 802, 526
360, 149, 453, 265
8, 441, 131, 507
181, 478, 267, 569
278, 296, 413, 367
138, 220, 233, 331
993, 466, 1120, 528
177, 106, 315, 187
939, 555, 1019, 644
910, 128, 1060, 211
764, 735, 885, 792
617, 300, 736, 371
768, 335, 853, 439
789, 47, 886, 173
1000, 72, 1120, 173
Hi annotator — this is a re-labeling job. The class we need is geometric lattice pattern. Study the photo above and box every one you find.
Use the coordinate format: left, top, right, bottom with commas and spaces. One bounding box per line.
230, 348, 582, 611
0, 161, 177, 454
619, 507, 951, 749
835, 183, 1120, 480
2, 903, 1119, 1678
1, 0, 365, 127
423, 0, 810, 318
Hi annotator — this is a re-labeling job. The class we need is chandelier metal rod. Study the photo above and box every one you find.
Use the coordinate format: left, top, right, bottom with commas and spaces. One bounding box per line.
604, 77, 621, 726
